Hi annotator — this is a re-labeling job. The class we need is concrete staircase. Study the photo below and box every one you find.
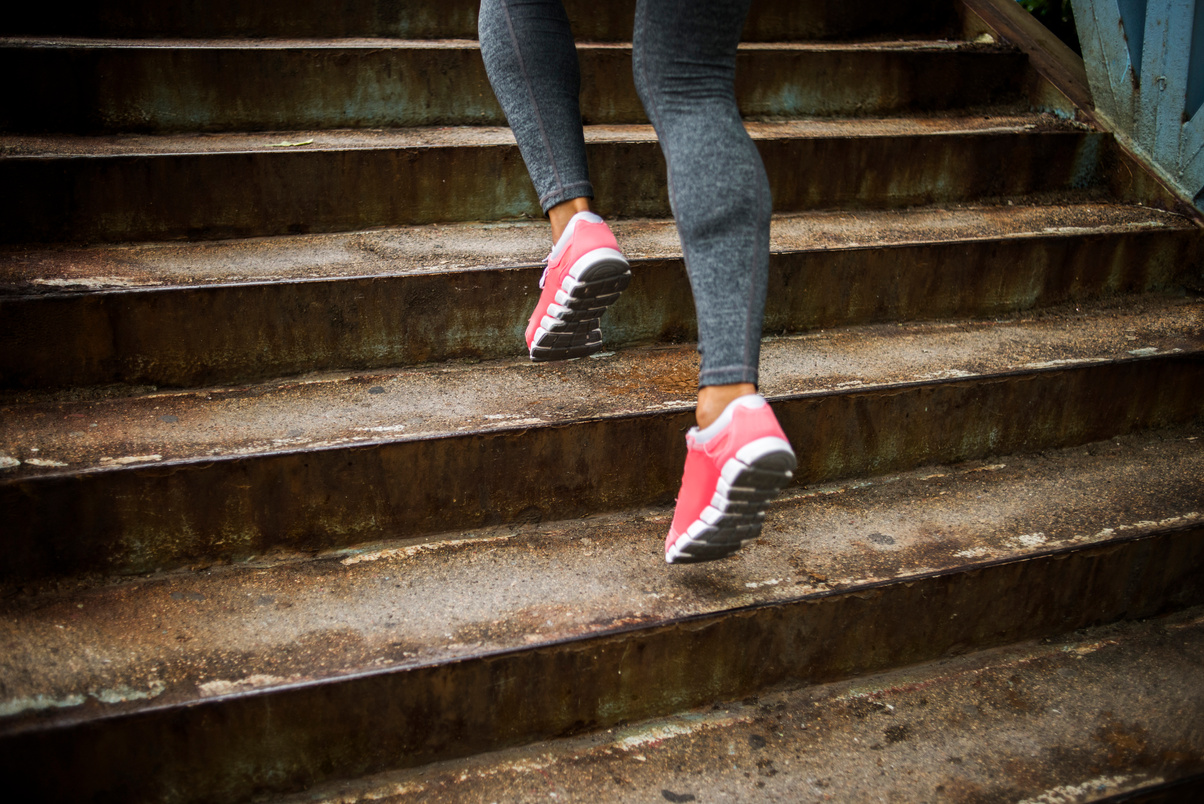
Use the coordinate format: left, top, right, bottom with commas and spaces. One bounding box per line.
1, 0, 1201, 800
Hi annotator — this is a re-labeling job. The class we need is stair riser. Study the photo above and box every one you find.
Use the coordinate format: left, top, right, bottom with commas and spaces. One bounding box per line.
1, 0, 961, 41
2, 355, 1198, 582
1, 45, 1025, 133
1, 228, 1195, 390
0, 131, 1107, 244
3, 525, 1200, 803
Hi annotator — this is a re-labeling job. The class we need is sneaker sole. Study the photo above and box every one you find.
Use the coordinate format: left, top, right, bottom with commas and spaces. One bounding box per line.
530, 248, 630, 362
666, 437, 797, 565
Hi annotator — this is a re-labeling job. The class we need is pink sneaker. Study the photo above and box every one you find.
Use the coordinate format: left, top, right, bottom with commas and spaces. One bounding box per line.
665, 395, 796, 564
526, 211, 630, 361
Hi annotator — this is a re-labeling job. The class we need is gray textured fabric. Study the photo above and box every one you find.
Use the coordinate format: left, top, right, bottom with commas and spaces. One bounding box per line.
479, 0, 770, 387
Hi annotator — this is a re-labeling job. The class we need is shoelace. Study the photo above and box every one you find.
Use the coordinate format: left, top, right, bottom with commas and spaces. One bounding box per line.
537, 251, 553, 290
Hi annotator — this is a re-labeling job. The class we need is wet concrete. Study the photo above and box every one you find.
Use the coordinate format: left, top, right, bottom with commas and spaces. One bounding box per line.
0, 114, 1084, 157
276, 609, 1204, 803
1, 202, 1197, 389
0, 38, 1026, 133
0, 295, 1199, 580
1, 423, 1199, 718
0, 424, 1200, 802
2, 295, 1198, 475
0, 114, 1107, 243
2, 203, 1190, 291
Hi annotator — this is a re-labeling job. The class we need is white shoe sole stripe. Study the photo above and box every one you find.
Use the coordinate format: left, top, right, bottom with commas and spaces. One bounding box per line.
567, 248, 627, 281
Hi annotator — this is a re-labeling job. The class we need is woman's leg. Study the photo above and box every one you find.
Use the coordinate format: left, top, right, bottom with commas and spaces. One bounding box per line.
633, 0, 773, 411
634, 0, 795, 564
479, 0, 631, 361
478, 0, 594, 219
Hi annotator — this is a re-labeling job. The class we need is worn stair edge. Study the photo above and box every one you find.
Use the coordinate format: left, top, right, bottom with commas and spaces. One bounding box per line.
266, 609, 1204, 803
0, 39, 1028, 133
2, 514, 1200, 802
0, 204, 1197, 389
6, 203, 1190, 291
0, 298, 1200, 580
0, 0, 964, 42
0, 116, 1108, 244
3, 421, 1199, 722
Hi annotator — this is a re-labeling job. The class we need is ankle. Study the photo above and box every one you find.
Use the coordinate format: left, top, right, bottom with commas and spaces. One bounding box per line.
548, 198, 593, 244
696, 383, 757, 429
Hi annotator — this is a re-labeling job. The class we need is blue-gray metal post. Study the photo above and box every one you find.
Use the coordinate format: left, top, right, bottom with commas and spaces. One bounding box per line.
1071, 0, 1204, 208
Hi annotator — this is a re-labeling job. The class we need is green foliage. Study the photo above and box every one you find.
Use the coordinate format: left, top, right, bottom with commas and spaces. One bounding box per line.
1018, 0, 1080, 54
1018, 0, 1075, 23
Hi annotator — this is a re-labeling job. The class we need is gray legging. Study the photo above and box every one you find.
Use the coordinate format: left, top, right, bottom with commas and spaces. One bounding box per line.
479, 0, 770, 388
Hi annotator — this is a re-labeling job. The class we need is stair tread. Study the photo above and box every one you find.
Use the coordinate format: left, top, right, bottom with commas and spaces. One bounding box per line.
1, 295, 1198, 477
0, 113, 1081, 158
267, 609, 1204, 803
1, 36, 1031, 135
2, 203, 1191, 293
2, 0, 965, 42
0, 36, 1000, 51
1, 422, 1199, 729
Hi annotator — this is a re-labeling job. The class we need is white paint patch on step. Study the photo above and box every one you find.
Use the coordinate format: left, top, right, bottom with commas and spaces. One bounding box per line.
916, 368, 975, 380
744, 579, 782, 589
1039, 225, 1108, 236
1085, 512, 1200, 543
0, 455, 19, 469
92, 680, 167, 704
640, 400, 695, 411
24, 457, 68, 467
1011, 532, 1048, 549
31, 276, 149, 289
198, 673, 294, 697
1018, 773, 1146, 803
1020, 357, 1110, 370
615, 714, 749, 751
0, 679, 166, 717
0, 693, 86, 717
340, 533, 513, 565
99, 454, 163, 465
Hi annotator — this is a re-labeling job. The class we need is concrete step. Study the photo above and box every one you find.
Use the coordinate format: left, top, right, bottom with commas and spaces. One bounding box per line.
1, 295, 1199, 582
0, 114, 1109, 244
1, 0, 963, 42
0, 38, 1026, 133
1, 423, 1200, 801
268, 609, 1204, 803
1, 202, 1198, 390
